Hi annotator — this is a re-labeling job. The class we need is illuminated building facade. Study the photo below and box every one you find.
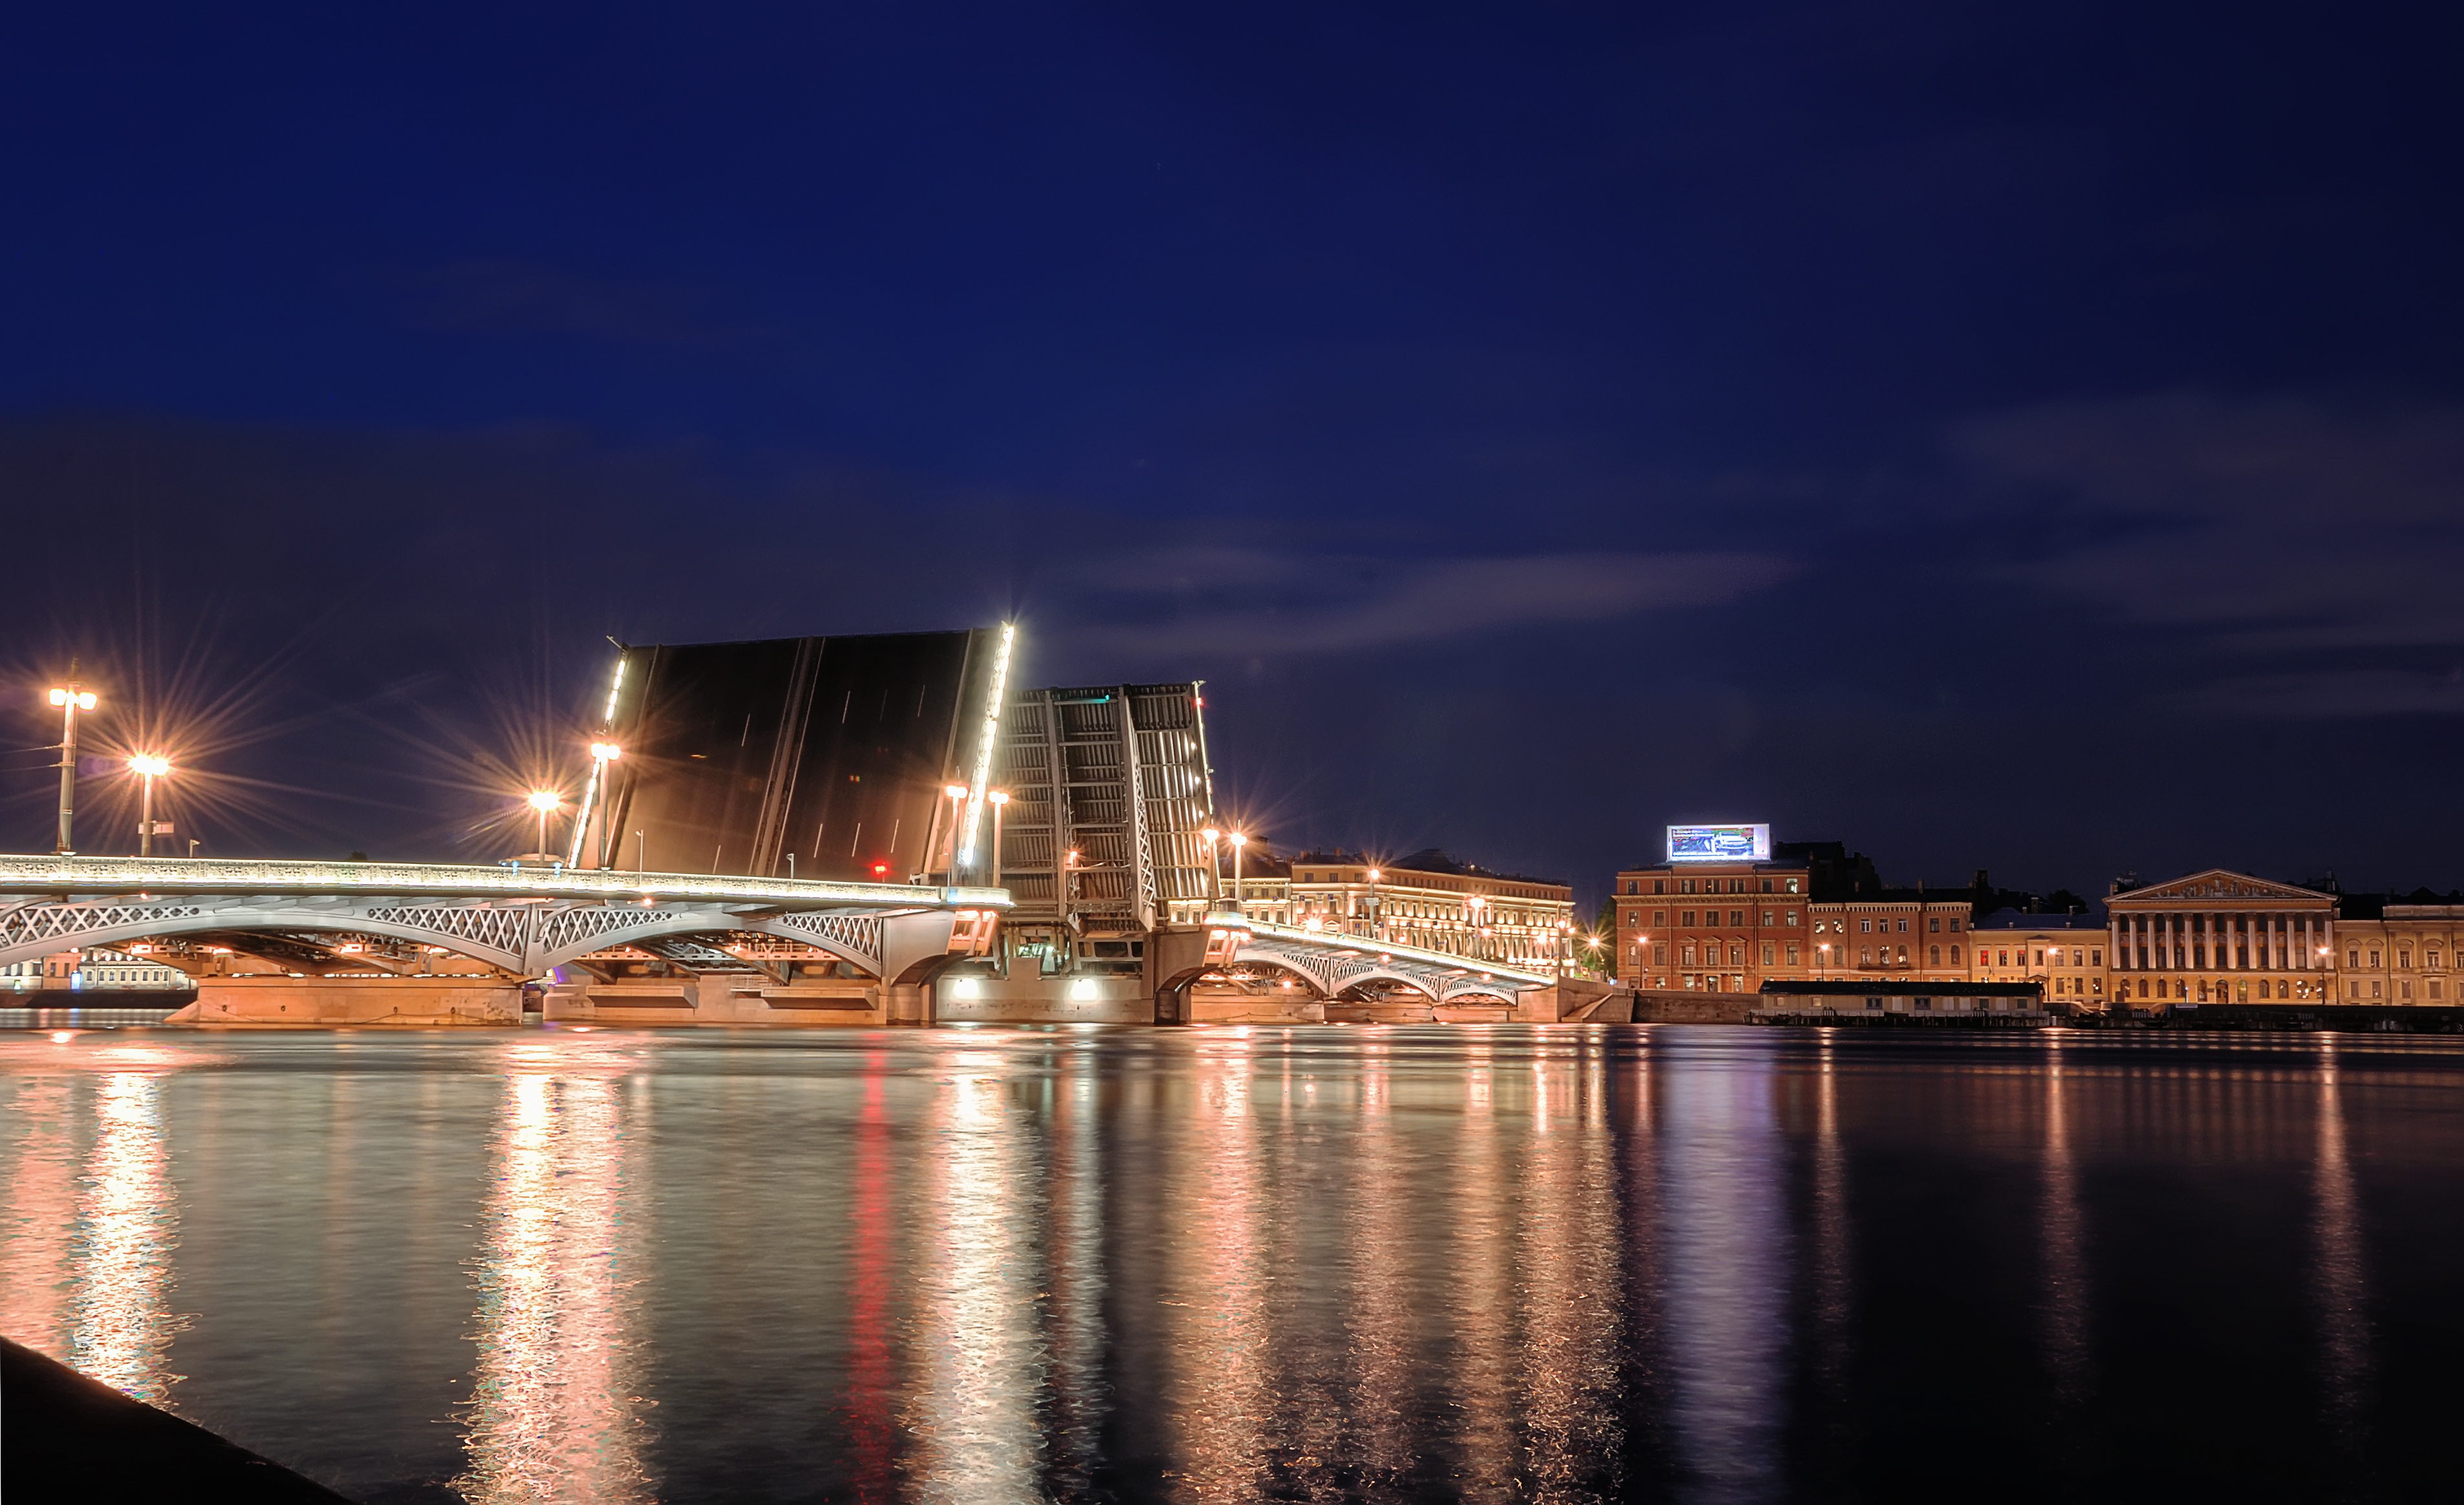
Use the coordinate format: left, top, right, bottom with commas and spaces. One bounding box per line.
2105, 869, 2337, 1006
1610, 848, 1811, 994
1, 947, 190, 993
1808, 893, 1975, 984
1238, 850, 1575, 971
1967, 911, 2108, 1008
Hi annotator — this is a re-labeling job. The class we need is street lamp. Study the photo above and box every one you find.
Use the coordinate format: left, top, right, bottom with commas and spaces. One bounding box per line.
47, 672, 97, 854
1367, 867, 1381, 941
1227, 831, 1249, 911
567, 741, 620, 868
525, 790, 561, 861
127, 754, 171, 857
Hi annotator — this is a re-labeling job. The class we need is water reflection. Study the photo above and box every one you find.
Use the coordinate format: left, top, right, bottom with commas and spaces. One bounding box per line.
71, 1072, 182, 1403
1165, 1032, 1270, 1502
903, 1049, 1039, 1505
2040, 1032, 2089, 1408
1517, 1036, 1619, 1501
1, 1074, 78, 1355
1043, 1038, 1108, 1498
2311, 1040, 2373, 1489
457, 1059, 649, 1505
1660, 1043, 1786, 1504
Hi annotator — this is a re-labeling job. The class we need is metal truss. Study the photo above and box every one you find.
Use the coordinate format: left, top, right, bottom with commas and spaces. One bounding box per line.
0, 856, 1006, 982
1219, 917, 1551, 1004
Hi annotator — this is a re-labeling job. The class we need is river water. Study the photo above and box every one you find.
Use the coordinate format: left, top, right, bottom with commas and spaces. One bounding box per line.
1, 1024, 2457, 1503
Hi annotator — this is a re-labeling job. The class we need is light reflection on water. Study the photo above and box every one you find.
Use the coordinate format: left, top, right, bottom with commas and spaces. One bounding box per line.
456, 1059, 648, 1505
0, 1027, 2459, 1502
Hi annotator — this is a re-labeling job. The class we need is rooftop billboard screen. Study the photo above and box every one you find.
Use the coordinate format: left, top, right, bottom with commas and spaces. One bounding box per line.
1667, 823, 1771, 863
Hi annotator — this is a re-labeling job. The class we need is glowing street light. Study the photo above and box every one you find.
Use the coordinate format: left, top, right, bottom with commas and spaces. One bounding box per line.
525, 789, 561, 860
1228, 830, 1249, 909
126, 754, 172, 858
45, 669, 97, 854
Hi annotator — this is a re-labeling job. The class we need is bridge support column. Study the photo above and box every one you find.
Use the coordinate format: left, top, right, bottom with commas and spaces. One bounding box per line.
168, 975, 521, 1026
881, 982, 933, 1026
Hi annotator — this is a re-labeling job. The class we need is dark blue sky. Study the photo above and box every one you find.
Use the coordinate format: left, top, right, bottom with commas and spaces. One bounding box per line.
6, 1, 2461, 903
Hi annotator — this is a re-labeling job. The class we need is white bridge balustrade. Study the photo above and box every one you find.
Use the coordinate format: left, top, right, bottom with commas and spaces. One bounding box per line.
0, 856, 1008, 1026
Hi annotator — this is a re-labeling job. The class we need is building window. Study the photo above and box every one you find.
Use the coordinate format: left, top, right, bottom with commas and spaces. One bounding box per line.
1786, 878, 1800, 893
2434, 980, 2445, 1000
2348, 949, 2360, 968
1730, 909, 1744, 926
2371, 950, 2381, 968
1949, 945, 1961, 964
1949, 918, 1961, 932
1897, 919, 1909, 933
1929, 946, 1941, 965
1861, 920, 1873, 933
1654, 946, 1667, 965
1860, 948, 1873, 965
1653, 881, 1666, 894
2400, 949, 2412, 969
1786, 944, 1799, 965
2430, 949, 2444, 969
1929, 917, 1940, 933
1681, 911, 1696, 926
2401, 980, 2412, 999
1761, 879, 1773, 893
1785, 911, 1798, 926
2091, 950, 2102, 966
1761, 944, 1775, 966
1896, 946, 1908, 965
1761, 910, 1775, 926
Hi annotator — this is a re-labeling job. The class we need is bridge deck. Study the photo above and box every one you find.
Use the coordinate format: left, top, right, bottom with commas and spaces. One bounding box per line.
0, 855, 1009, 912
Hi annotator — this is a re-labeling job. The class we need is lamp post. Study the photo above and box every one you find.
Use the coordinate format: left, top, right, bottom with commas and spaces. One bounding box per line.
47, 671, 97, 854
1228, 831, 1248, 910
127, 754, 171, 857
987, 790, 1010, 889
1367, 867, 1381, 942
525, 790, 561, 861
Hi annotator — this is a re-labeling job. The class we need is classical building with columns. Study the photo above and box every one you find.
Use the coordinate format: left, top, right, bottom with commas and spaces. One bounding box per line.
2105, 869, 2339, 1007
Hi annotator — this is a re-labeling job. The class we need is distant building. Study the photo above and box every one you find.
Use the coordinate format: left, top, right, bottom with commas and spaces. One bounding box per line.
2324, 893, 2464, 1004
1809, 889, 1974, 986
1969, 910, 2110, 1009
2, 947, 189, 993
1233, 849, 1576, 971
2106, 869, 2337, 1006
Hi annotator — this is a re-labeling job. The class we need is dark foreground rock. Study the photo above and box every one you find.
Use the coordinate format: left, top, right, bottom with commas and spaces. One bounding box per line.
3, 1337, 354, 1503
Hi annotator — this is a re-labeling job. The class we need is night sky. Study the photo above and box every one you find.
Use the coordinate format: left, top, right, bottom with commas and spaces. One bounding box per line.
6, 2, 2461, 905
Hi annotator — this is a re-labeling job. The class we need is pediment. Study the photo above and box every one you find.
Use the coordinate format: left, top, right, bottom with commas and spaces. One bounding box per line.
2112, 869, 2329, 906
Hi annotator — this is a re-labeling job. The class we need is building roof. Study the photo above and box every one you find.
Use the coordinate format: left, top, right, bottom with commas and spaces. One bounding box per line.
1758, 979, 2046, 997
1291, 848, 1566, 889
1971, 910, 2104, 931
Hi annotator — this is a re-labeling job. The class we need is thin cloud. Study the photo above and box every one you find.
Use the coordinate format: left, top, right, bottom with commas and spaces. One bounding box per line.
1050, 548, 1801, 658
1952, 392, 2464, 664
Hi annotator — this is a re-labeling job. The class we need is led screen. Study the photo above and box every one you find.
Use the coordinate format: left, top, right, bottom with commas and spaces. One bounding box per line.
1667, 823, 1771, 863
